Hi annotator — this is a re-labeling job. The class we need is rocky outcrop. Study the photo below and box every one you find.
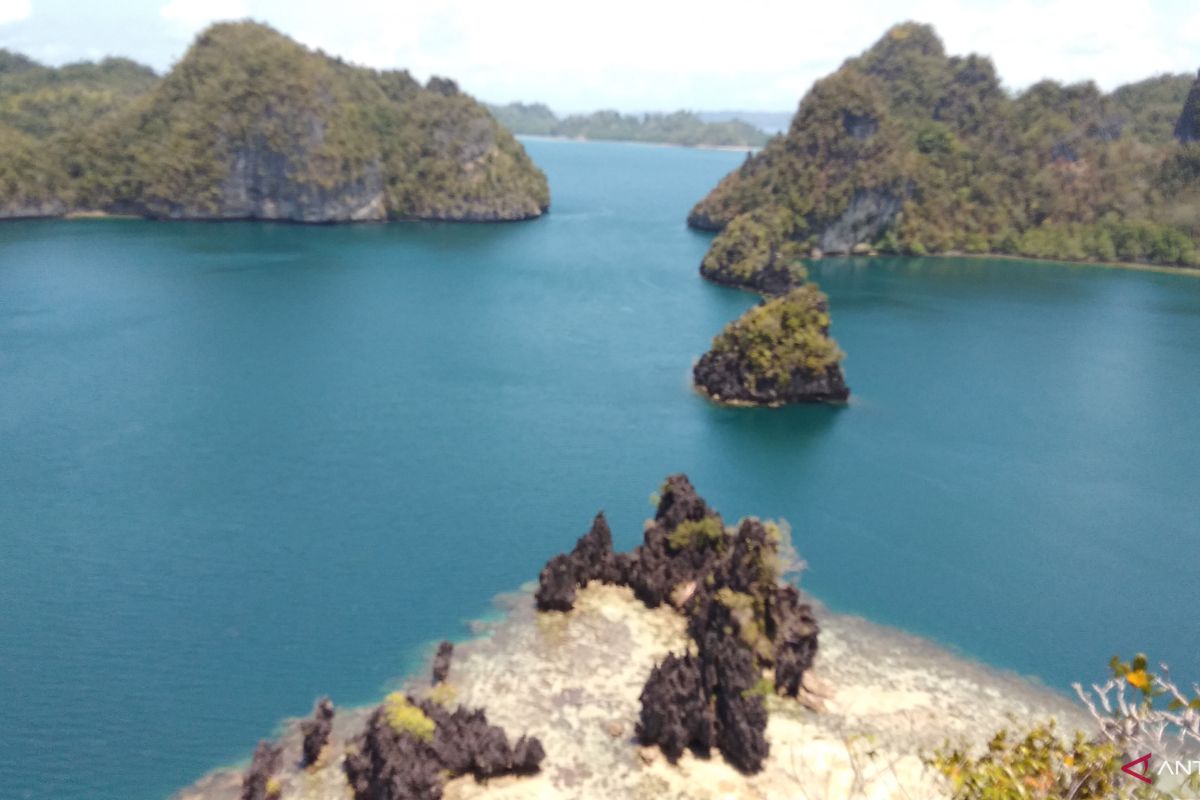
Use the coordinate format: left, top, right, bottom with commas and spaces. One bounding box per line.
0, 199, 68, 220
694, 349, 849, 406
1176, 71, 1200, 144
240, 740, 282, 800
172, 144, 386, 223
536, 475, 820, 775
699, 207, 808, 295
693, 286, 850, 407
299, 698, 334, 768
343, 697, 543, 800
534, 512, 629, 611
431, 641, 454, 685
635, 653, 713, 762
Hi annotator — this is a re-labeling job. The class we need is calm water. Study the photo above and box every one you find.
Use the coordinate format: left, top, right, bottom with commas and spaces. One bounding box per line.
2, 139, 1199, 800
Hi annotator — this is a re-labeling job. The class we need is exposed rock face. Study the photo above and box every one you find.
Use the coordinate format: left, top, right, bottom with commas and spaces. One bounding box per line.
1176, 71, 1200, 143
299, 697, 334, 768
534, 512, 628, 611
635, 653, 713, 762
343, 698, 544, 800
694, 349, 850, 406
693, 286, 850, 407
183, 143, 387, 223
771, 585, 821, 697
536, 475, 819, 775
431, 641, 454, 685
0, 199, 68, 220
817, 189, 903, 254
240, 740, 282, 800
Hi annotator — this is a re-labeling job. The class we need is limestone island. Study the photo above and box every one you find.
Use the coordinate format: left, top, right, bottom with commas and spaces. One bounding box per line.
693, 285, 849, 407
173, 475, 1098, 800
688, 22, 1200, 271
0, 22, 548, 223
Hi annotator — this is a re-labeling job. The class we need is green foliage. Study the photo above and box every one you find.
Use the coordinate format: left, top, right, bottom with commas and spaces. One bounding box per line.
488, 103, 770, 147
0, 24, 548, 220
1111, 73, 1195, 146
690, 24, 1200, 269
742, 676, 775, 700
667, 516, 726, 552
700, 206, 808, 290
930, 722, 1136, 799
384, 692, 435, 742
710, 285, 844, 392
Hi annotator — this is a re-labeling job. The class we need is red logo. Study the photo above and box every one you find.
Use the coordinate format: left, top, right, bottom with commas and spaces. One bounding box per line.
1122, 753, 1153, 784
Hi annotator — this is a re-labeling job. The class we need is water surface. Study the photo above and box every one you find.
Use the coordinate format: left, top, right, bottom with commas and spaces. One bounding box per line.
1, 139, 1198, 800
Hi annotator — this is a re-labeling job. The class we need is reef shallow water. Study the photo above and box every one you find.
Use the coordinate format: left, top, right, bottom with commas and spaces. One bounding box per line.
176, 581, 1087, 800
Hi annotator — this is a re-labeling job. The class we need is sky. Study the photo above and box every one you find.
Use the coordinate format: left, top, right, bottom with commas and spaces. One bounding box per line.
1, 0, 1199, 112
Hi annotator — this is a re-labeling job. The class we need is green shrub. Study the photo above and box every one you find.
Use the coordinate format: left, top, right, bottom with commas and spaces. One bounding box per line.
384, 692, 435, 742
667, 516, 726, 552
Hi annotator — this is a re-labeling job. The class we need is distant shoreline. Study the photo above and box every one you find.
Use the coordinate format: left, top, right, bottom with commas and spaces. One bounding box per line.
810, 249, 1200, 278
517, 133, 760, 153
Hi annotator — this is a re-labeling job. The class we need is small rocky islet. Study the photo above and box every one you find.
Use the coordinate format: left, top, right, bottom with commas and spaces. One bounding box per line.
174, 475, 1086, 800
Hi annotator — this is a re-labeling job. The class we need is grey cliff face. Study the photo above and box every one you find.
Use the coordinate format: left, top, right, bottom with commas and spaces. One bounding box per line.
210, 146, 386, 223
0, 198, 68, 220
818, 189, 903, 254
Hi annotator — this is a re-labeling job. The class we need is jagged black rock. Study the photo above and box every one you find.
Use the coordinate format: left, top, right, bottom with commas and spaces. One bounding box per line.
299, 697, 335, 768
534, 474, 820, 774
431, 641, 454, 686
343, 697, 544, 800
241, 740, 283, 800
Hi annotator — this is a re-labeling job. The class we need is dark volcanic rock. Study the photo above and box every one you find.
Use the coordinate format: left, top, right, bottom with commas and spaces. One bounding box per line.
534, 512, 625, 611
636, 653, 714, 762
771, 586, 821, 697
299, 697, 335, 768
344, 696, 544, 800
426, 703, 545, 779
241, 740, 283, 800
624, 478, 725, 609
693, 349, 849, 406
535, 474, 820, 776
431, 641, 454, 685
344, 707, 443, 800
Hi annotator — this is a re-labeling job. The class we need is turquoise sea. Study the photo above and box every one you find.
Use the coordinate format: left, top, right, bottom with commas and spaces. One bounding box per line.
1, 139, 1198, 800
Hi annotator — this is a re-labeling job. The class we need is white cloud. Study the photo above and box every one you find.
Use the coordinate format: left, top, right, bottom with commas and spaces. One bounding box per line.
8, 1, 1200, 109
0, 0, 32, 26
160, 0, 249, 28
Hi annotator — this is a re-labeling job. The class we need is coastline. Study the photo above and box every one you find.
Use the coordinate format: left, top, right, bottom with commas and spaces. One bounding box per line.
516, 133, 760, 153
174, 583, 1090, 800
807, 249, 1200, 279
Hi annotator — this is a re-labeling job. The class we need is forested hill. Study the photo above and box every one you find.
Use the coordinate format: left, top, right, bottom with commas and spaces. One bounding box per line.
690, 22, 1200, 269
0, 22, 548, 223
487, 103, 770, 148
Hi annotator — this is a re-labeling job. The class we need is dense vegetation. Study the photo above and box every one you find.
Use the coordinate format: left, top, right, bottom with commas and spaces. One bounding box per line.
0, 22, 548, 221
487, 102, 769, 147
690, 23, 1200, 269
693, 285, 849, 406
